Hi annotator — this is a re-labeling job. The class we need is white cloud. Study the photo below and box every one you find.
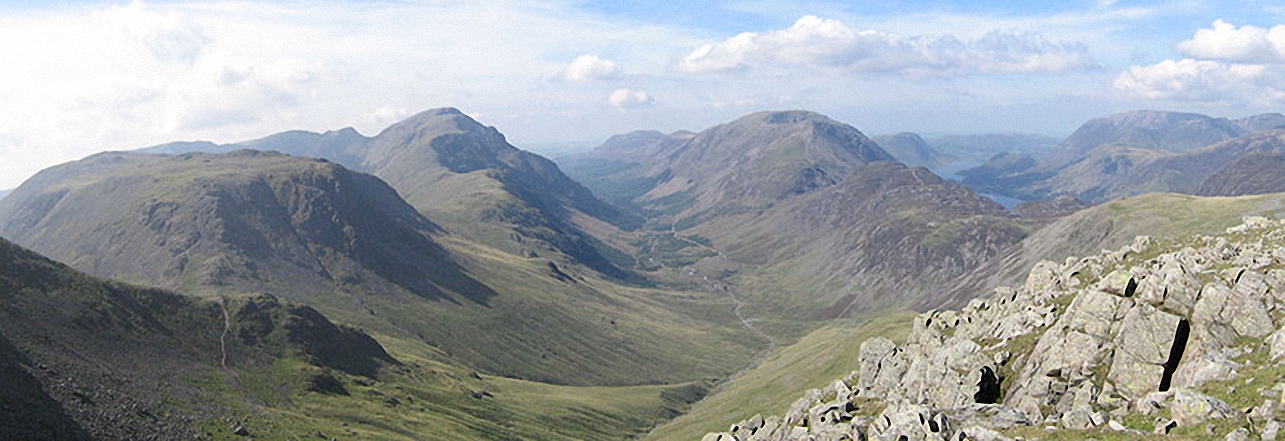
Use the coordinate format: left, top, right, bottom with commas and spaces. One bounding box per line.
1175, 20, 1285, 64
562, 54, 619, 82
1116, 20, 1285, 105
674, 15, 1093, 76
1113, 58, 1284, 104
607, 88, 653, 108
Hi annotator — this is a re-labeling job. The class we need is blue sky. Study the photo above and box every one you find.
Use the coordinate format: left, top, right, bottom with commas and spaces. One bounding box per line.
1, 0, 1284, 188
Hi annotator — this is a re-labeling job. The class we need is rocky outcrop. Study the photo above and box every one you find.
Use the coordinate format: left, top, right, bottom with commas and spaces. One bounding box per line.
707, 216, 1285, 440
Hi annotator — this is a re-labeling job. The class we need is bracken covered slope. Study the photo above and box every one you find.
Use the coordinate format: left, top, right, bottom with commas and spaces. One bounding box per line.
706, 216, 1285, 440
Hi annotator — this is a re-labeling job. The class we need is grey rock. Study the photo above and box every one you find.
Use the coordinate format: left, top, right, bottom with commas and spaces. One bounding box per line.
1225, 427, 1251, 441
1171, 389, 1236, 426
1269, 327, 1285, 361
857, 337, 907, 398
1058, 406, 1096, 430
1264, 419, 1282, 441
1108, 304, 1182, 399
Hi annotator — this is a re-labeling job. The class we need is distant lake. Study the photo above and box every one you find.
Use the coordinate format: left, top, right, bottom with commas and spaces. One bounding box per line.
980, 192, 1024, 210
929, 162, 1026, 210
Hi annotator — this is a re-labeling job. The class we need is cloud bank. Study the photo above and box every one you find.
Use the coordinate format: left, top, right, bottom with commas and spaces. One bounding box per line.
674, 15, 1093, 76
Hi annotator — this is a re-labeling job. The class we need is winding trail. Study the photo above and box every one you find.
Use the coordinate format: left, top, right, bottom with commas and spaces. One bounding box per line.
217, 296, 234, 375
667, 222, 776, 368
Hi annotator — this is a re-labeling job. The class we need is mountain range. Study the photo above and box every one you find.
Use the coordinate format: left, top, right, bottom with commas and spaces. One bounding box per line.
145, 108, 638, 279
7, 105, 1285, 440
562, 111, 1031, 338
962, 110, 1285, 203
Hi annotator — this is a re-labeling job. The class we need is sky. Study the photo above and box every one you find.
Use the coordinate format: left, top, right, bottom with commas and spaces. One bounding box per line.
1, 0, 1285, 189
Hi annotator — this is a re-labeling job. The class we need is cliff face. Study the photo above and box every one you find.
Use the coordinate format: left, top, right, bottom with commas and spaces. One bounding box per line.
707, 216, 1285, 440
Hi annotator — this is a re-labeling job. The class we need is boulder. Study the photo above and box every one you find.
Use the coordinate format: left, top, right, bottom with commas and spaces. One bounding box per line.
1269, 326, 1285, 361
1170, 389, 1236, 426
1108, 304, 1183, 399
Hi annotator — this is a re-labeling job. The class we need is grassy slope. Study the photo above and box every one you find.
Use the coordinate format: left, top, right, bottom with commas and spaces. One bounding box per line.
0, 236, 743, 441
0, 152, 761, 387
927, 191, 1285, 310
643, 312, 916, 441
195, 332, 716, 441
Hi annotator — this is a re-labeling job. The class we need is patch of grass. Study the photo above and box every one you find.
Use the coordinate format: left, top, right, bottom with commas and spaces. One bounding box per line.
643, 313, 916, 440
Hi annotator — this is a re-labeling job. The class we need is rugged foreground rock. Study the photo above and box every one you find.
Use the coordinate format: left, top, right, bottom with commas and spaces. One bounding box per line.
706, 216, 1285, 440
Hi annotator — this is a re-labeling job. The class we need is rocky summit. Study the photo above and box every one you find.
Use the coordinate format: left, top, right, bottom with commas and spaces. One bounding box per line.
705, 216, 1285, 440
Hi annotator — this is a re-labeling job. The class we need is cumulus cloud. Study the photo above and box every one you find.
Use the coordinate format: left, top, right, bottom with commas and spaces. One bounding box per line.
1113, 59, 1281, 102
1175, 20, 1285, 64
607, 88, 653, 108
674, 15, 1093, 76
562, 54, 619, 82
1116, 20, 1285, 104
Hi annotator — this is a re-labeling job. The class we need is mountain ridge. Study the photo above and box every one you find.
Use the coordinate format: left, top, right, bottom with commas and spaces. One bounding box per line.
961, 111, 1285, 203
144, 107, 638, 280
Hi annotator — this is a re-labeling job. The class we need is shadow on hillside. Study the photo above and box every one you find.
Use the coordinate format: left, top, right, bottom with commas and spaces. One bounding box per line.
0, 335, 93, 440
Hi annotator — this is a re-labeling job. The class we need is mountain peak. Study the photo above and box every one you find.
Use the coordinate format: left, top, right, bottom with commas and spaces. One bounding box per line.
724, 110, 840, 129
1102, 109, 1218, 126
377, 107, 490, 138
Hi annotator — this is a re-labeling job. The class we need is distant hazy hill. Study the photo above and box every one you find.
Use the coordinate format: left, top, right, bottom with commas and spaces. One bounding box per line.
1197, 151, 1285, 196
1044, 110, 1247, 167
871, 132, 945, 168
0, 236, 393, 439
564, 111, 1028, 336
0, 150, 757, 387
961, 111, 1285, 203
558, 130, 694, 209
147, 108, 636, 279
0, 189, 9, 200
926, 133, 1059, 163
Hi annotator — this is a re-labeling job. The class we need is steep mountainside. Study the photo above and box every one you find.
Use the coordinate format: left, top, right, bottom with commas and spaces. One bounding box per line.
872, 132, 945, 168
699, 162, 1028, 329
706, 216, 1285, 440
639, 111, 894, 223
143, 108, 635, 279
0, 236, 394, 439
0, 151, 759, 387
962, 111, 1285, 203
1198, 151, 1285, 197
0, 189, 10, 200
0, 150, 478, 303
